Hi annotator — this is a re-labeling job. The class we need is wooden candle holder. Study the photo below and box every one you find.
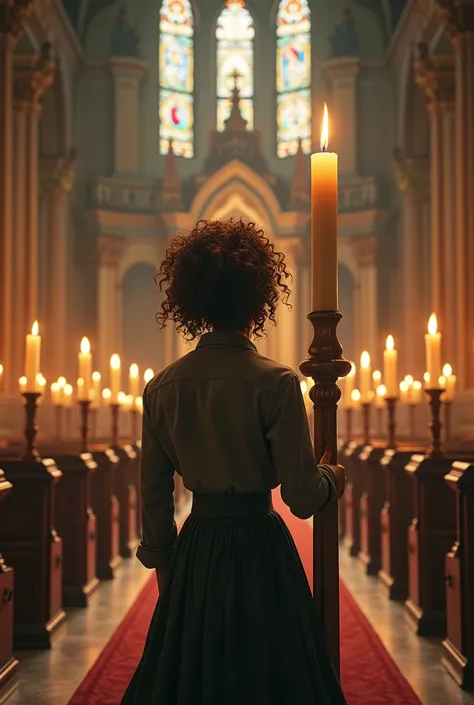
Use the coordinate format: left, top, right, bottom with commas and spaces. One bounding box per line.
79, 400, 91, 454
300, 310, 351, 676
425, 388, 444, 458
361, 402, 371, 446
385, 397, 398, 449
21, 392, 41, 461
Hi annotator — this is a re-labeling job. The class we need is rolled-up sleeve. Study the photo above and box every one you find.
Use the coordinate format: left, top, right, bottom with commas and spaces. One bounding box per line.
136, 385, 177, 569
265, 374, 337, 520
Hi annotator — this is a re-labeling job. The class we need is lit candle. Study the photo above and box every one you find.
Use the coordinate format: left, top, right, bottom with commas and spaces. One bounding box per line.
51, 382, 61, 406
425, 313, 442, 386
423, 371, 431, 388
375, 384, 387, 409
360, 351, 372, 403
117, 391, 126, 407
36, 373, 46, 394
63, 383, 73, 407
382, 335, 397, 397
102, 388, 112, 406
25, 321, 41, 392
78, 337, 92, 400
129, 363, 139, 399
342, 362, 356, 408
442, 363, 457, 402
350, 388, 361, 411
144, 368, 154, 385
372, 370, 382, 390
110, 354, 121, 402
77, 378, 84, 399
135, 396, 143, 414
411, 380, 423, 405
92, 371, 101, 408
19, 376, 27, 393
310, 103, 338, 311
0, 363, 3, 393
399, 380, 409, 404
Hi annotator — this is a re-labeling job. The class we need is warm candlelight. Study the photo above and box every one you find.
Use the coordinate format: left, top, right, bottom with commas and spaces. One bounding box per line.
51, 382, 61, 406
92, 371, 101, 408
399, 380, 409, 404
425, 314, 442, 385
144, 368, 154, 385
77, 377, 84, 399
58, 376, 66, 390
383, 335, 398, 397
342, 362, 356, 408
442, 363, 457, 402
350, 388, 361, 411
110, 354, 121, 402
19, 376, 27, 393
129, 363, 140, 399
36, 373, 46, 393
135, 396, 143, 414
423, 371, 431, 388
25, 321, 41, 392
372, 370, 382, 389
310, 103, 338, 311
78, 337, 92, 400
410, 380, 423, 405
102, 388, 112, 405
117, 391, 126, 406
0, 363, 3, 392
375, 384, 387, 409
63, 383, 73, 407
360, 351, 372, 403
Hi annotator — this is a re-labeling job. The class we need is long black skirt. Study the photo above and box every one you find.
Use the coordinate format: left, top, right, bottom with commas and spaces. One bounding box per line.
121, 493, 347, 705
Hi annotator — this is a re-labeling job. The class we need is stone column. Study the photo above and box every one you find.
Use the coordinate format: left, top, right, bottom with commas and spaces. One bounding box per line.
394, 152, 430, 377
323, 57, 361, 175
0, 1, 33, 393
97, 236, 125, 378
109, 57, 148, 175
438, 0, 474, 388
39, 150, 76, 379
415, 49, 456, 363
351, 236, 378, 365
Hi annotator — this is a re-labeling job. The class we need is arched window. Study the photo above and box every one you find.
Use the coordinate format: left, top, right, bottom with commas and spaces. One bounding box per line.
216, 0, 254, 131
276, 0, 311, 157
159, 0, 194, 158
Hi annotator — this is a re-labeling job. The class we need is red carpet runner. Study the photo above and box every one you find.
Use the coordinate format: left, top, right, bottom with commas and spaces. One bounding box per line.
68, 493, 421, 705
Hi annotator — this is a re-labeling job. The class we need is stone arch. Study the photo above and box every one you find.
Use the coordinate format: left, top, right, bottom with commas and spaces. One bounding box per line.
118, 239, 160, 284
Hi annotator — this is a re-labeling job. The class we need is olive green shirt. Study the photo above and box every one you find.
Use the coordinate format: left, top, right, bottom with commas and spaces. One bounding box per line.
137, 331, 337, 570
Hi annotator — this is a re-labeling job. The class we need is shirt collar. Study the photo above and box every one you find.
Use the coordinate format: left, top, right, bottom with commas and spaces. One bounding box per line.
196, 331, 257, 353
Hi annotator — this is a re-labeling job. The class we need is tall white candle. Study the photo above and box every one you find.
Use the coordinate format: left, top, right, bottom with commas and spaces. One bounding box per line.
78, 337, 92, 400
425, 313, 442, 386
360, 351, 372, 403
129, 363, 140, 400
25, 321, 41, 392
110, 354, 121, 402
310, 103, 338, 311
375, 384, 387, 409
383, 335, 398, 397
92, 371, 101, 408
442, 363, 457, 402
144, 368, 154, 385
410, 380, 423, 405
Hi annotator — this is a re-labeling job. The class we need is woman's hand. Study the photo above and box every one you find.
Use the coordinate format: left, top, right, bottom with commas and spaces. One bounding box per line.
155, 568, 168, 595
319, 447, 347, 500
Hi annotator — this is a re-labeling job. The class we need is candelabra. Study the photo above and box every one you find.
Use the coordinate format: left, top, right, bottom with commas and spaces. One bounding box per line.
21, 392, 42, 461
425, 388, 444, 458
361, 402, 372, 446
300, 310, 351, 677
385, 397, 398, 449
78, 400, 91, 454
110, 403, 120, 449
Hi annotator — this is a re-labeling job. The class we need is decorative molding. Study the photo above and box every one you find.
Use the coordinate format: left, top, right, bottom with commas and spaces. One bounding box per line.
40, 148, 77, 200
97, 235, 126, 269
0, 0, 34, 40
437, 0, 474, 38
89, 176, 161, 213
393, 148, 430, 199
414, 43, 455, 109
13, 43, 55, 109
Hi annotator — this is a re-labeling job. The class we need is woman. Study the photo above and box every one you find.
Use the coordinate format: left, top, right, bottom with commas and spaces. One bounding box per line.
121, 218, 347, 705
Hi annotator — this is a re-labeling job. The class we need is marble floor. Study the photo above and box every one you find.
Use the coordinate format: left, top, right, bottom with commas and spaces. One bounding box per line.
2, 540, 474, 705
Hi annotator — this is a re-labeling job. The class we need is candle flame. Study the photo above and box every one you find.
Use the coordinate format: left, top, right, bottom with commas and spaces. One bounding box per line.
92, 371, 101, 382
320, 103, 329, 152
423, 371, 431, 384
80, 337, 91, 354
130, 363, 139, 378
372, 370, 382, 383
57, 376, 66, 388
31, 321, 39, 336
360, 351, 371, 368
413, 380, 422, 390
443, 363, 452, 377
110, 353, 121, 370
386, 335, 394, 351
77, 377, 84, 387
438, 375, 446, 387
428, 313, 438, 336
19, 376, 27, 387
135, 396, 143, 409
102, 388, 112, 400
399, 381, 409, 392
117, 391, 126, 404
36, 373, 45, 386
144, 368, 154, 383
376, 384, 387, 398
404, 375, 414, 386
64, 384, 73, 395
51, 382, 59, 392
351, 389, 361, 402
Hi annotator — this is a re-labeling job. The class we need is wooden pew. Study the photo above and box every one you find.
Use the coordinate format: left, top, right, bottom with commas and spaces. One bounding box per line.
0, 470, 17, 699
342, 440, 365, 557
358, 443, 386, 575
89, 445, 122, 580
379, 445, 424, 601
0, 457, 66, 648
113, 445, 139, 559
405, 453, 473, 637
442, 461, 474, 690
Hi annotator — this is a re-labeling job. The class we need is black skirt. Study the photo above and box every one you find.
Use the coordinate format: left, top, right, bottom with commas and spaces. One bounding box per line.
121, 493, 347, 705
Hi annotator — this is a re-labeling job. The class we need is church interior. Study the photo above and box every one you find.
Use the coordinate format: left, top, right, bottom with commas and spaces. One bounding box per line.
0, 0, 474, 703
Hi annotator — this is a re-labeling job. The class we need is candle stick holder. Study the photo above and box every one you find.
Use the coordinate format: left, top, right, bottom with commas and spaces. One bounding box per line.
300, 310, 351, 677
444, 401, 452, 443
425, 388, 444, 458
344, 407, 353, 443
361, 403, 372, 446
130, 408, 139, 442
21, 392, 42, 461
54, 405, 63, 440
110, 403, 120, 449
408, 403, 417, 438
78, 400, 91, 454
385, 397, 398, 449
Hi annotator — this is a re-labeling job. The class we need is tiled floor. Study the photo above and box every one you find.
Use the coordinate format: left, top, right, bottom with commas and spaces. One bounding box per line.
3, 536, 474, 705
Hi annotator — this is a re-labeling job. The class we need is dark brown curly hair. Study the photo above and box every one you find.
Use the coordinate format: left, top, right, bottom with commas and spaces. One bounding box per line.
155, 218, 293, 340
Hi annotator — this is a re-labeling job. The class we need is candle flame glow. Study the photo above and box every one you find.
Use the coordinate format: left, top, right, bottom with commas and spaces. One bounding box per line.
376, 384, 387, 398
348, 362, 356, 377
438, 375, 446, 387
386, 335, 394, 351
413, 380, 422, 390
424, 371, 431, 384
372, 370, 382, 383
360, 351, 371, 368
443, 363, 452, 377
320, 103, 329, 152
102, 388, 112, 400
32, 321, 39, 336
0, 364, 3, 374
130, 363, 139, 378
404, 375, 414, 386
80, 337, 91, 354
399, 381, 409, 392
300, 380, 308, 395
57, 376, 66, 388
428, 313, 438, 336
64, 384, 73, 396
110, 353, 121, 370
92, 371, 101, 382
351, 389, 361, 402
51, 382, 59, 392
144, 368, 154, 383
117, 391, 126, 404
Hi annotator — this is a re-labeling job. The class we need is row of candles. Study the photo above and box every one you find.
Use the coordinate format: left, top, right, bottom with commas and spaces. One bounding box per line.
4, 321, 155, 411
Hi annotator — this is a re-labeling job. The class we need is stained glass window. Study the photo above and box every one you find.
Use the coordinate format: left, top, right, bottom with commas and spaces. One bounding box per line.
216, 0, 255, 131
276, 0, 311, 157
159, 0, 194, 158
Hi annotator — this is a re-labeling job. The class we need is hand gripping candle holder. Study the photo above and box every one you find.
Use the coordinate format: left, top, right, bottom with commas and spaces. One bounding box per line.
300, 310, 351, 677
384, 397, 398, 449
78, 400, 91, 454
425, 388, 444, 458
22, 392, 42, 461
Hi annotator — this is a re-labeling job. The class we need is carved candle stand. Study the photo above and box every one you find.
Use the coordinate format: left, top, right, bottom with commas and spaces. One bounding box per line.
300, 310, 351, 677
361, 402, 372, 446
110, 403, 120, 449
425, 388, 444, 458
385, 397, 398, 449
344, 407, 353, 443
21, 392, 42, 460
54, 404, 63, 440
78, 400, 91, 454
444, 402, 452, 443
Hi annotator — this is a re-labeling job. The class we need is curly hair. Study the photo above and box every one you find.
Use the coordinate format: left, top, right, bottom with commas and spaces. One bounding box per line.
155, 218, 293, 340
